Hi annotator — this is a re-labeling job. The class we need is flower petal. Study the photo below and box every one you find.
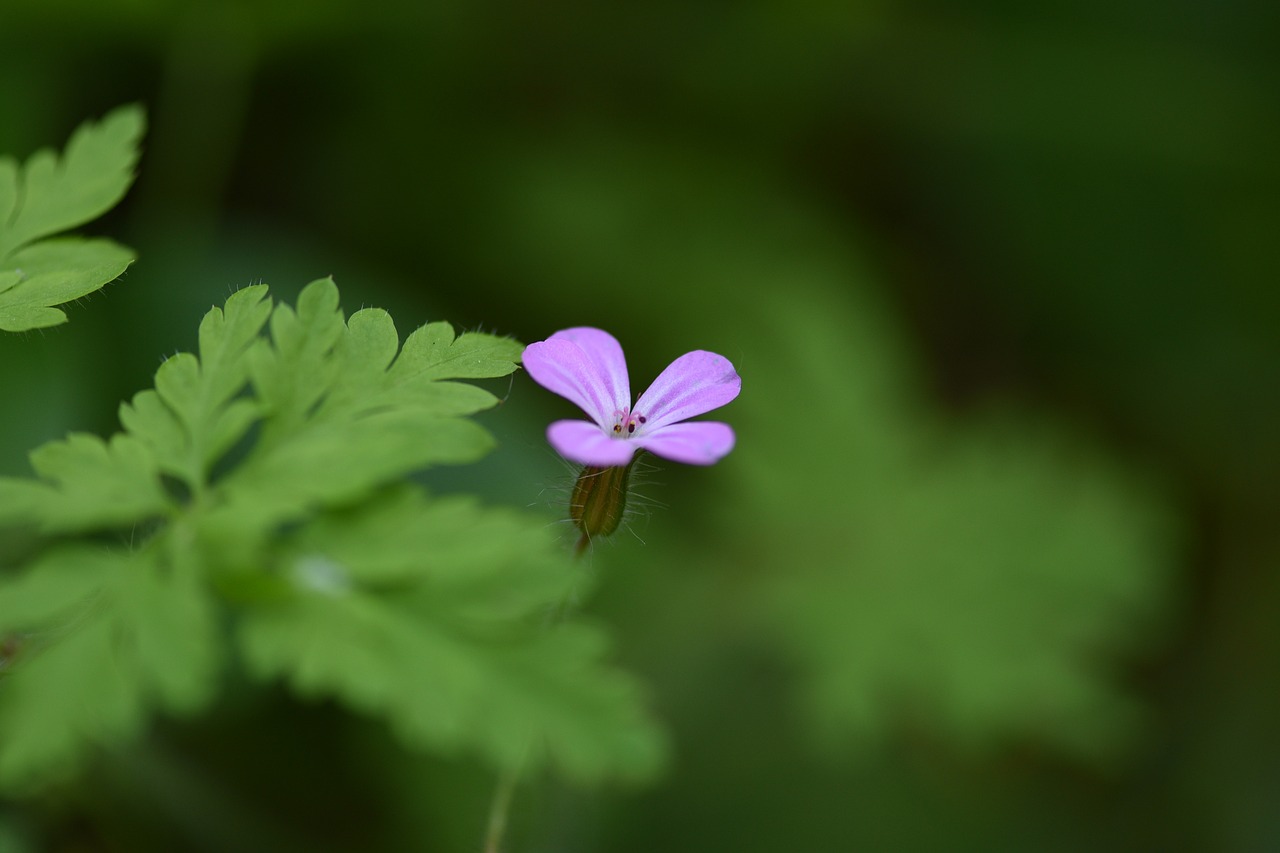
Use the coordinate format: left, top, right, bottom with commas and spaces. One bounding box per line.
634, 421, 735, 465
523, 327, 630, 426
633, 350, 740, 431
548, 419, 638, 466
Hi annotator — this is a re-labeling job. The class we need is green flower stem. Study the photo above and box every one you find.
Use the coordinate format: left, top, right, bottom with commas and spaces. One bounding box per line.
482, 751, 525, 853
483, 459, 627, 851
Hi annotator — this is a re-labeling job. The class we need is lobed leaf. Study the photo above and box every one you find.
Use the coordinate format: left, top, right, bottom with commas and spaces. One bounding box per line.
219, 279, 519, 536
0, 547, 220, 790
243, 605, 665, 783
0, 239, 134, 331
0, 546, 106, 630
321, 309, 501, 420
23, 433, 170, 533
2, 277, 659, 790
290, 486, 574, 607
737, 299, 1174, 762
0, 105, 144, 256
239, 489, 666, 782
223, 413, 493, 521
247, 278, 346, 441
120, 285, 271, 487
393, 321, 524, 381
0, 105, 145, 331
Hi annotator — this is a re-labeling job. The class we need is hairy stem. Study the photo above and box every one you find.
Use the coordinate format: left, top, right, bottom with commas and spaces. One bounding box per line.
569, 458, 636, 552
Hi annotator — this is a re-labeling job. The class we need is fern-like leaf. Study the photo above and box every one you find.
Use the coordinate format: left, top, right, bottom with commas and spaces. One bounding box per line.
0, 105, 144, 331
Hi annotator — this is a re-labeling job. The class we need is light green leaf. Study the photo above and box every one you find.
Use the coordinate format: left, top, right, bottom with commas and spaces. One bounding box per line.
248, 278, 346, 443
239, 490, 665, 782
0, 547, 220, 789
0, 105, 144, 257
0, 106, 144, 331
218, 279, 517, 537
0, 478, 45, 527
0, 546, 106, 630
394, 320, 524, 381
2, 278, 651, 791
22, 433, 170, 533
322, 309, 501, 420
287, 485, 576, 609
224, 412, 493, 521
0, 239, 134, 331
120, 285, 271, 487
115, 548, 222, 714
0, 607, 138, 789
2, 275, 519, 548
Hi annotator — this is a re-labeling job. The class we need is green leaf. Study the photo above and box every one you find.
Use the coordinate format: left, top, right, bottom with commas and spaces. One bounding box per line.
223, 412, 493, 521
0, 105, 143, 257
238, 488, 666, 783
394, 321, 525, 381
6, 279, 518, 547
22, 433, 170, 533
0, 545, 105, 630
322, 310, 501, 420
284, 485, 575, 609
774, 425, 1170, 758
247, 278, 346, 442
0, 546, 220, 789
738, 299, 1174, 762
0, 105, 144, 331
1, 278, 657, 790
0, 478, 45, 527
214, 279, 519, 539
119, 285, 272, 488
0, 239, 134, 331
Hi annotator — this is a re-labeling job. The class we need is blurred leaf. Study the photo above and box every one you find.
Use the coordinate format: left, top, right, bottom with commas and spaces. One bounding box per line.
239, 486, 666, 783
284, 486, 571, 608
0, 105, 143, 331
739, 299, 1175, 763
0, 546, 219, 790
15, 433, 168, 533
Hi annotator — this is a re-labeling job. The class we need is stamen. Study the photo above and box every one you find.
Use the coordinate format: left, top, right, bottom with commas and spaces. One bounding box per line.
610, 409, 640, 439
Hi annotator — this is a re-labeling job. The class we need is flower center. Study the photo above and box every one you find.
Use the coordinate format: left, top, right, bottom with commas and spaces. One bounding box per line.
610, 409, 647, 438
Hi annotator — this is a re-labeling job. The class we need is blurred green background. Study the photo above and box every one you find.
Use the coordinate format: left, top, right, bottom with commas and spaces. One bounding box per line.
1, 1, 1278, 851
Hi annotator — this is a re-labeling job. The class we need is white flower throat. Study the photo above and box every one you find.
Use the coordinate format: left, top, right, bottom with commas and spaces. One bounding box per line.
610, 409, 647, 438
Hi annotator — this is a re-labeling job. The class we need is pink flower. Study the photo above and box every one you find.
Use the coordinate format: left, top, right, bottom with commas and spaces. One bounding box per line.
522, 327, 741, 467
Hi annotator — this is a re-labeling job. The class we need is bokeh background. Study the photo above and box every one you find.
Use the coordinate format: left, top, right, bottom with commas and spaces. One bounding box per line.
1, 1, 1278, 851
